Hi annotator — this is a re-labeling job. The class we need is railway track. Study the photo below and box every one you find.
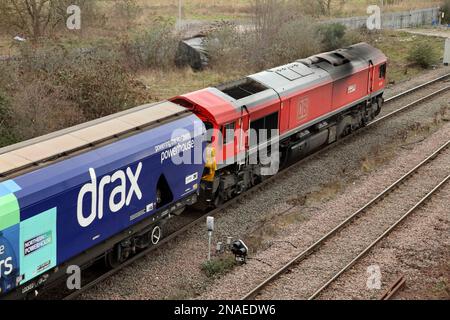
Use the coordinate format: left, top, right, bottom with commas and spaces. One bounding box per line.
380, 275, 406, 300
60, 74, 449, 300
242, 140, 450, 300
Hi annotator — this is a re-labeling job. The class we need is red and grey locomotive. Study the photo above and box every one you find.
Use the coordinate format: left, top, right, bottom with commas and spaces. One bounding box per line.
173, 42, 387, 206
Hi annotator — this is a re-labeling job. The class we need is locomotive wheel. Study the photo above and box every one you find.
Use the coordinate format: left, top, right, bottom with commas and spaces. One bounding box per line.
341, 125, 352, 138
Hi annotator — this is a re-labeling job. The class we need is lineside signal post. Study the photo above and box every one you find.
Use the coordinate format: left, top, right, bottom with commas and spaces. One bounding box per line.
206, 217, 214, 261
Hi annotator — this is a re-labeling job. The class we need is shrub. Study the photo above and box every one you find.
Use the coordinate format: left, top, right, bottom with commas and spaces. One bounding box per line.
58, 55, 138, 119
442, 0, 450, 24
9, 81, 85, 141
0, 90, 18, 147
15, 42, 72, 77
317, 23, 347, 51
206, 17, 322, 72
342, 27, 369, 46
408, 42, 439, 68
205, 22, 246, 72
0, 43, 141, 145
266, 18, 322, 66
201, 256, 236, 278
0, 62, 19, 94
121, 19, 181, 71
15, 44, 139, 121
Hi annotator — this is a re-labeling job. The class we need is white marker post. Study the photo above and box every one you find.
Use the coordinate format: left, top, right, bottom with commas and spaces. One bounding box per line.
206, 217, 214, 261
444, 38, 450, 66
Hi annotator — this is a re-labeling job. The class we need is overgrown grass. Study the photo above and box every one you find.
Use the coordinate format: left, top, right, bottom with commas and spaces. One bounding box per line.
363, 30, 445, 84
0, 43, 144, 146
201, 255, 236, 278
0, 0, 441, 56
0, 3, 445, 149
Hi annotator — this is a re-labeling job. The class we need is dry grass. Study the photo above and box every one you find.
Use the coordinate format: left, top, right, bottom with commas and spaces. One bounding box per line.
362, 103, 449, 172
136, 67, 246, 102
361, 146, 396, 172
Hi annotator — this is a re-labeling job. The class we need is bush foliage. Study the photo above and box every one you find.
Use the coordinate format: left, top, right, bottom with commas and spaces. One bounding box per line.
201, 256, 236, 278
317, 23, 347, 51
442, 0, 450, 24
121, 20, 181, 71
0, 43, 141, 145
0, 90, 17, 147
408, 42, 439, 68
206, 16, 322, 72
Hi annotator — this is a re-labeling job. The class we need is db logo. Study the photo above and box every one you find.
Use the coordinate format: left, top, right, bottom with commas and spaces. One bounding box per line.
347, 84, 357, 94
297, 98, 309, 121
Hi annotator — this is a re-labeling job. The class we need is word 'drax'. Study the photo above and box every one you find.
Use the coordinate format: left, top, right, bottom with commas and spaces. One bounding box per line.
77, 163, 143, 227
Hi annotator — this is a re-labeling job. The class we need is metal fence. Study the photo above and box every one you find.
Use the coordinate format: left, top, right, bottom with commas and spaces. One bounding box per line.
328, 7, 441, 30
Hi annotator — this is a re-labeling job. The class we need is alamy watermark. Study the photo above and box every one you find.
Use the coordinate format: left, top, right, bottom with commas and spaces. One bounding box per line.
66, 5, 81, 30
66, 265, 81, 290
366, 265, 382, 290
367, 5, 382, 30
160, 122, 281, 176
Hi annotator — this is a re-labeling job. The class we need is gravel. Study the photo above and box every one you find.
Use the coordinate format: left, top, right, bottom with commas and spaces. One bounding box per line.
317, 184, 450, 300
199, 116, 450, 300
80, 68, 450, 300
383, 66, 449, 97
252, 144, 450, 300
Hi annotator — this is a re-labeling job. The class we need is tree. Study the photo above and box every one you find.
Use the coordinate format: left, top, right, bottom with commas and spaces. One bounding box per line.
316, 0, 333, 16
318, 23, 347, 51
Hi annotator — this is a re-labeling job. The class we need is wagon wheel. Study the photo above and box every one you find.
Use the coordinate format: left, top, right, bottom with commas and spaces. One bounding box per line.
105, 246, 126, 269
213, 192, 224, 208
150, 225, 163, 245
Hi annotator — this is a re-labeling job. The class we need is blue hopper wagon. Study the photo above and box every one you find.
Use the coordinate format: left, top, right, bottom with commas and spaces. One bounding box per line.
0, 101, 206, 298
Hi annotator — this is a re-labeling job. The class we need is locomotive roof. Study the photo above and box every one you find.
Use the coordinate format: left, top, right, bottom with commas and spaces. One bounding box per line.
174, 43, 387, 126
0, 101, 188, 179
250, 43, 386, 97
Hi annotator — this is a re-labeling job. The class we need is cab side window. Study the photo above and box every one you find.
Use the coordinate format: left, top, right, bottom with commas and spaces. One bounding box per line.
223, 122, 235, 145
379, 63, 386, 79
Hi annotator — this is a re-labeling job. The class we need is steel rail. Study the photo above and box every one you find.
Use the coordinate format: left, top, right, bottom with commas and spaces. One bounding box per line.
384, 73, 449, 103
308, 175, 449, 300
242, 140, 450, 300
372, 86, 450, 125
63, 78, 449, 300
379, 275, 406, 300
